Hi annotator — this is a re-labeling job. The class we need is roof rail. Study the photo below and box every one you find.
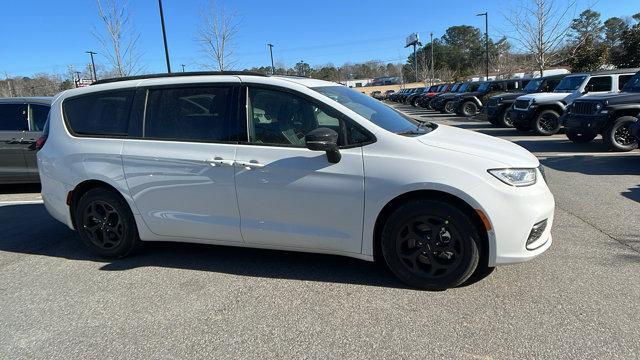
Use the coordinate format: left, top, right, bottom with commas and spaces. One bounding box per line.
92, 71, 267, 85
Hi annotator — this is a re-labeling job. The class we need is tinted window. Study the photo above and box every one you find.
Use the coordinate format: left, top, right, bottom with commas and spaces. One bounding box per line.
145, 86, 233, 142
585, 76, 612, 92
622, 73, 640, 92
545, 78, 562, 92
555, 75, 587, 91
506, 81, 519, 91
248, 87, 352, 146
30, 104, 50, 131
0, 104, 28, 131
64, 90, 134, 136
524, 79, 543, 92
619, 75, 634, 90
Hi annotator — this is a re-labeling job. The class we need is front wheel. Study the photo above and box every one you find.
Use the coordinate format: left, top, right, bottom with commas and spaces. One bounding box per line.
461, 101, 478, 117
381, 199, 481, 290
533, 110, 561, 136
566, 130, 597, 143
443, 101, 456, 114
75, 188, 140, 258
498, 108, 514, 127
604, 116, 639, 152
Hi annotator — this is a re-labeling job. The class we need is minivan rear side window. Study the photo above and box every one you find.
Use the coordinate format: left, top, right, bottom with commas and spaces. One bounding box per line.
585, 76, 612, 92
30, 104, 50, 131
64, 90, 134, 136
144, 86, 233, 143
0, 104, 28, 131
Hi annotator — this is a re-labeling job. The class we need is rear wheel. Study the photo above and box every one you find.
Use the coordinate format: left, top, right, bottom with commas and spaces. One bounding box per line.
411, 97, 419, 107
461, 101, 478, 117
381, 199, 481, 290
533, 110, 561, 136
604, 116, 638, 152
566, 130, 597, 143
75, 188, 140, 258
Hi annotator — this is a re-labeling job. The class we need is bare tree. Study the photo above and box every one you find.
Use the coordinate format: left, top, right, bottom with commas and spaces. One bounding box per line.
93, 0, 142, 77
503, 0, 576, 77
196, 1, 239, 71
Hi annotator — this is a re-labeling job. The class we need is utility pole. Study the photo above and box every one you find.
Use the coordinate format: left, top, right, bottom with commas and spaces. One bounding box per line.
181, 64, 186, 72
477, 12, 489, 80
158, 0, 172, 73
74, 71, 81, 88
267, 43, 275, 75
430, 32, 434, 86
85, 51, 98, 82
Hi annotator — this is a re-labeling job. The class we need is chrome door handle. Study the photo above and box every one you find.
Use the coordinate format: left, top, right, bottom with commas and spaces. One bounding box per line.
206, 158, 235, 167
235, 160, 265, 170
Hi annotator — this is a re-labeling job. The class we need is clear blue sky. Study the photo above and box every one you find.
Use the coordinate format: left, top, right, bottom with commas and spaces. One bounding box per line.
1, 0, 638, 77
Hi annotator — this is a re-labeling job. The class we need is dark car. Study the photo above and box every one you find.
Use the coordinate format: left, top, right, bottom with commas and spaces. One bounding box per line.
631, 114, 640, 146
405, 87, 429, 106
433, 82, 476, 113
418, 83, 455, 109
383, 89, 395, 100
485, 74, 567, 127
453, 78, 530, 117
397, 88, 420, 103
562, 71, 640, 152
0, 97, 52, 184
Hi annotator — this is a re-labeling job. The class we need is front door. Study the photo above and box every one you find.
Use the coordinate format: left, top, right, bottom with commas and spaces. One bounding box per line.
122, 82, 244, 243
0, 103, 29, 183
234, 86, 365, 253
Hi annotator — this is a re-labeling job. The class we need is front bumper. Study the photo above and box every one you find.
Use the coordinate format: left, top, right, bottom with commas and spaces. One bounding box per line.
511, 108, 537, 126
561, 113, 609, 133
486, 104, 508, 121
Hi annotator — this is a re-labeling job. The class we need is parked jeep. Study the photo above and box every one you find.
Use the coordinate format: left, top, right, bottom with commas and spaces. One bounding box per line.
453, 78, 529, 117
405, 87, 428, 106
418, 83, 456, 108
485, 74, 567, 127
562, 71, 640, 151
413, 84, 440, 107
631, 114, 640, 146
511, 69, 639, 136
434, 82, 479, 114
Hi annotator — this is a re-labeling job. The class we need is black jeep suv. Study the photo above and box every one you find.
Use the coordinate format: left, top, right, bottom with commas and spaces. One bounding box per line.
562, 71, 640, 152
453, 78, 530, 117
434, 82, 478, 114
485, 74, 567, 127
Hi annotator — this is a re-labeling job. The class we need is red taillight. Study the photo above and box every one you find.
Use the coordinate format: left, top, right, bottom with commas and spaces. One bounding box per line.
35, 135, 47, 150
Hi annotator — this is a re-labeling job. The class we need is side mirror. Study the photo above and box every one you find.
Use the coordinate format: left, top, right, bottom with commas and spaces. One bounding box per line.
305, 127, 341, 163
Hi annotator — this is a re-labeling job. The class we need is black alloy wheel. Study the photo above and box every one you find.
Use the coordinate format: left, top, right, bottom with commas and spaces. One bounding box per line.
533, 110, 561, 136
462, 101, 478, 117
500, 109, 514, 127
605, 116, 639, 152
443, 101, 456, 114
381, 199, 480, 290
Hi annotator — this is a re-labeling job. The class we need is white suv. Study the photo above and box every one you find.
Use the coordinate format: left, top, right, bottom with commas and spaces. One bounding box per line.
38, 72, 554, 289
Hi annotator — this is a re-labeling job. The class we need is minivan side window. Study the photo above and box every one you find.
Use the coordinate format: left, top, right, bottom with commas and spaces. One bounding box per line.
619, 75, 634, 90
585, 76, 612, 92
144, 86, 233, 143
246, 87, 369, 147
64, 90, 134, 136
30, 104, 50, 131
0, 104, 28, 131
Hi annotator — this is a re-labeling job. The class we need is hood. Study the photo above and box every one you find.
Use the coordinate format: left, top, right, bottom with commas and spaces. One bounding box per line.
517, 92, 573, 104
417, 124, 539, 167
457, 91, 482, 98
573, 91, 640, 104
491, 92, 526, 101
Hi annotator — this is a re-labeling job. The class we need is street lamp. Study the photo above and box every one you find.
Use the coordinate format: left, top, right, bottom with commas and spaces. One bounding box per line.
476, 12, 489, 80
158, 0, 172, 73
267, 43, 275, 75
85, 51, 98, 82
181, 64, 186, 72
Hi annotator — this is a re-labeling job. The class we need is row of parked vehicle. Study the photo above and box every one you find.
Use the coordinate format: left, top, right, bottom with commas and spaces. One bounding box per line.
385, 68, 640, 152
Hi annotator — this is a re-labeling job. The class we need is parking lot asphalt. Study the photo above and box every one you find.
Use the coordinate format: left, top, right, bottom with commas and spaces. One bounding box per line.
1, 104, 639, 359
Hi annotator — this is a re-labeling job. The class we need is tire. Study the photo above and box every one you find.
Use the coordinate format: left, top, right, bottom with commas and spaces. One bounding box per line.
566, 130, 597, 143
443, 101, 456, 114
461, 101, 478, 117
411, 98, 419, 107
74, 188, 140, 258
533, 109, 561, 136
603, 116, 639, 152
498, 108, 514, 128
380, 199, 481, 290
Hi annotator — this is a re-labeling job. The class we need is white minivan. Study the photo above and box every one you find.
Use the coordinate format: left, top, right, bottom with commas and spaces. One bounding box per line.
38, 72, 554, 289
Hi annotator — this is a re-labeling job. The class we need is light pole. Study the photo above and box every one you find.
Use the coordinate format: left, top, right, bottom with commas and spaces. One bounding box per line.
477, 12, 489, 80
430, 32, 434, 85
85, 51, 98, 82
181, 64, 186, 72
158, 0, 172, 73
267, 43, 275, 75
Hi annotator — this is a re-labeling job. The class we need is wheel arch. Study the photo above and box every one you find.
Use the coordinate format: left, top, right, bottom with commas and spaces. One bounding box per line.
537, 103, 565, 115
610, 107, 640, 120
68, 179, 133, 229
371, 189, 491, 268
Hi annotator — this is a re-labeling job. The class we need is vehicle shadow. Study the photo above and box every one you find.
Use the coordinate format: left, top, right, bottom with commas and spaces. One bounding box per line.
0, 203, 494, 290
513, 138, 611, 153
0, 183, 41, 195
541, 154, 640, 176
622, 185, 640, 203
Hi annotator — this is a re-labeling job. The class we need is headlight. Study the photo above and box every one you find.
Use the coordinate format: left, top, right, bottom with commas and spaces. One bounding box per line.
488, 168, 537, 187
497, 97, 503, 104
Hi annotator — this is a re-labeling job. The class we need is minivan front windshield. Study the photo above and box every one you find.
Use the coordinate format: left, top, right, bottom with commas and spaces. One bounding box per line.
313, 86, 435, 135
554, 75, 587, 92
622, 73, 640, 92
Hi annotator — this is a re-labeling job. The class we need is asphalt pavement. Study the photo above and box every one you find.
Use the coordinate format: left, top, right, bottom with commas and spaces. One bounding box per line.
0, 104, 638, 359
